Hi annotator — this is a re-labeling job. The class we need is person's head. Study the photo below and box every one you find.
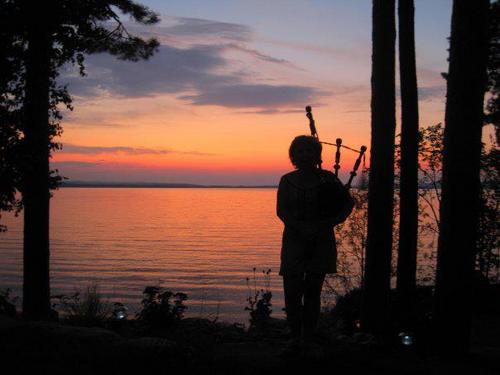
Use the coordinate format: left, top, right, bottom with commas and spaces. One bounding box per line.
289, 135, 322, 170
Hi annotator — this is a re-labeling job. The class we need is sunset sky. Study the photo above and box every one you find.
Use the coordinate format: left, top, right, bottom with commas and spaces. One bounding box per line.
53, 0, 455, 185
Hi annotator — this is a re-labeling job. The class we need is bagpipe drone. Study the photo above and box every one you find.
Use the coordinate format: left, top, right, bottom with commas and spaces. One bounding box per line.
305, 106, 367, 189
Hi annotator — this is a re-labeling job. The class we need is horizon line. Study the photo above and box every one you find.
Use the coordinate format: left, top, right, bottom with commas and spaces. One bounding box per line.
61, 180, 278, 188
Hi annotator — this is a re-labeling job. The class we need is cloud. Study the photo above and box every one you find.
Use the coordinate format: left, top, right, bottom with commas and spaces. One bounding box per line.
111, 16, 252, 45
418, 85, 445, 101
51, 161, 103, 168
223, 43, 300, 68
59, 17, 330, 110
60, 143, 215, 156
126, 19, 297, 66
260, 37, 371, 61
63, 44, 228, 98
395, 84, 445, 102
162, 17, 252, 41
61, 144, 172, 155
342, 109, 369, 113
237, 108, 307, 115
180, 84, 328, 108
61, 44, 328, 109
62, 111, 132, 128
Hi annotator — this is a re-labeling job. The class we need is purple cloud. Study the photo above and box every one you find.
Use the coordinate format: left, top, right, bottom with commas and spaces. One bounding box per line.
59, 17, 329, 110
180, 84, 328, 108
60, 144, 215, 156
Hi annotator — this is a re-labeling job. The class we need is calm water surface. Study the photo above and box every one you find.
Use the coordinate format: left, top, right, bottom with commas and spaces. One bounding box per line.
0, 188, 285, 324
0, 187, 439, 324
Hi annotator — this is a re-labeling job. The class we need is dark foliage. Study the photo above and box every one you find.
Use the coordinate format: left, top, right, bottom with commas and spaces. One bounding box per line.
0, 0, 160, 319
0, 2, 24, 232
0, 0, 159, 228
245, 268, 273, 329
329, 288, 363, 335
477, 144, 499, 281
486, 1, 500, 139
51, 285, 113, 327
0, 288, 18, 317
136, 286, 188, 331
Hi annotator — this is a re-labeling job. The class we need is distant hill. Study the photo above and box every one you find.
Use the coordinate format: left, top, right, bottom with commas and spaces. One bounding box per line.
60, 180, 277, 189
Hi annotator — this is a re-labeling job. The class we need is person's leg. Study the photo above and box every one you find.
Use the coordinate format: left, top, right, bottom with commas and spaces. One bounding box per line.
303, 272, 326, 343
283, 273, 304, 343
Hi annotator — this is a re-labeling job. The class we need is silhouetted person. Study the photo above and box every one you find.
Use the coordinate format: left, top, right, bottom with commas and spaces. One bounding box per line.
277, 135, 354, 357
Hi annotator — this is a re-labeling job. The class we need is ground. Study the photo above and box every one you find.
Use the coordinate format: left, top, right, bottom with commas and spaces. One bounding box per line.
0, 312, 499, 375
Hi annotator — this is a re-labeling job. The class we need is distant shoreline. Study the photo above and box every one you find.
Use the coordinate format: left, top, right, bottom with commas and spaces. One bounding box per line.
60, 181, 278, 189
60, 181, 440, 189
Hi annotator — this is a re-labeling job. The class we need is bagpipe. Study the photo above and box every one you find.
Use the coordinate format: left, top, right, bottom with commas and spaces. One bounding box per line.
305, 106, 367, 189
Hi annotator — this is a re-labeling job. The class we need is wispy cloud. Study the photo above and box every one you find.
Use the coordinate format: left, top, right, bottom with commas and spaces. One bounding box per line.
395, 84, 445, 102
162, 17, 252, 41
223, 43, 301, 69
62, 44, 228, 98
51, 161, 103, 168
179, 84, 329, 108
260, 37, 371, 61
418, 85, 446, 101
236, 108, 307, 115
63, 111, 132, 128
115, 16, 252, 45
59, 17, 329, 110
60, 144, 215, 156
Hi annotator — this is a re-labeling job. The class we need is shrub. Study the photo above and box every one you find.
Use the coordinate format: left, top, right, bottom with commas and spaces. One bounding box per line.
51, 284, 113, 326
136, 286, 187, 331
245, 268, 273, 329
0, 288, 17, 317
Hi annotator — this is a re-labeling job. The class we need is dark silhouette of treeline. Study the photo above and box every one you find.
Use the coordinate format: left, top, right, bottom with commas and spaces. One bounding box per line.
0, 0, 160, 320
363, 0, 497, 358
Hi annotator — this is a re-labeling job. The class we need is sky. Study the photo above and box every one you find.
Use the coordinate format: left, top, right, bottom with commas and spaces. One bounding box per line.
52, 0, 455, 186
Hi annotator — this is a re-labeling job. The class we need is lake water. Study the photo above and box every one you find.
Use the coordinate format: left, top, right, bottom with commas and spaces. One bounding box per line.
0, 188, 286, 324
0, 187, 439, 324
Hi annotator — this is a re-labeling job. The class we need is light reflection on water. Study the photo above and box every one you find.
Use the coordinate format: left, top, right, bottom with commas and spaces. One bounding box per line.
0, 188, 285, 324
0, 187, 438, 324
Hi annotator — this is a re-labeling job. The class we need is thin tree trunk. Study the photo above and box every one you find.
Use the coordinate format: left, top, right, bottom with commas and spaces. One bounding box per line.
22, 10, 52, 320
396, 0, 419, 321
433, 0, 489, 357
361, 0, 396, 337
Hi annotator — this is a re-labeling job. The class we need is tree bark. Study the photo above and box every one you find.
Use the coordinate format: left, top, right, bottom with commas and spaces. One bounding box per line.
361, 0, 396, 337
22, 8, 52, 320
433, 0, 489, 357
396, 0, 419, 320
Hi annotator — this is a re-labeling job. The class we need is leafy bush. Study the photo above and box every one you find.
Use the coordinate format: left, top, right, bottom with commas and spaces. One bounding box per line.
51, 284, 113, 326
327, 288, 363, 335
245, 268, 273, 329
0, 288, 17, 317
136, 286, 187, 330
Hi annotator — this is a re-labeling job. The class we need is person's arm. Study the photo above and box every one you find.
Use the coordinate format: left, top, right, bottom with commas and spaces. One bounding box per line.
317, 175, 355, 228
276, 176, 301, 231
330, 175, 354, 225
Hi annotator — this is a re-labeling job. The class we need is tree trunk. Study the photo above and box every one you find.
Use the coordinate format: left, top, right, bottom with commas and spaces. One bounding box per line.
433, 0, 489, 357
22, 10, 52, 320
361, 0, 396, 337
396, 0, 419, 322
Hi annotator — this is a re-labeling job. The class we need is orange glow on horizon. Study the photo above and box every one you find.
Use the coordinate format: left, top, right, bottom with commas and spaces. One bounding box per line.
57, 95, 371, 182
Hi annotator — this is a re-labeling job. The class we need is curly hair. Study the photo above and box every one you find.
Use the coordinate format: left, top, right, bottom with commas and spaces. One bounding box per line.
288, 135, 322, 168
